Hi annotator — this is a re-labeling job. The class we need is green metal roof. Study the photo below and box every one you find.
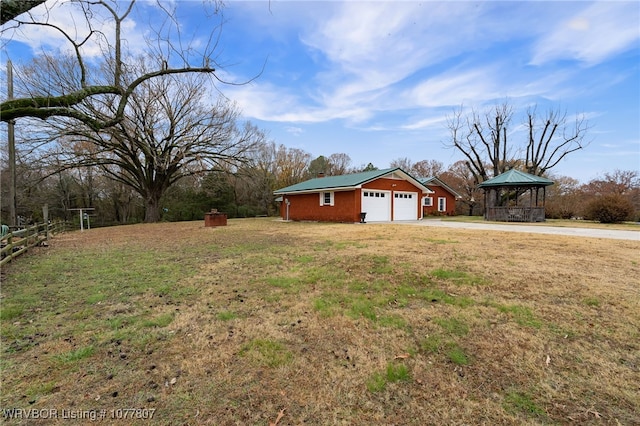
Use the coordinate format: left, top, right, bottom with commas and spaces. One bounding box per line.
274, 168, 429, 194
419, 176, 462, 198
478, 169, 554, 188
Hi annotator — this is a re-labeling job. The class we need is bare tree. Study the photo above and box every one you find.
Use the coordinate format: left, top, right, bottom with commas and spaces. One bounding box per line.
582, 169, 639, 196
47, 73, 265, 222
327, 153, 352, 175
445, 101, 589, 182
243, 141, 279, 215
274, 146, 312, 188
442, 160, 483, 216
445, 101, 589, 211
412, 159, 444, 178
389, 157, 443, 178
445, 102, 515, 184
544, 174, 583, 219
1, 0, 230, 129
389, 157, 414, 172
524, 106, 590, 176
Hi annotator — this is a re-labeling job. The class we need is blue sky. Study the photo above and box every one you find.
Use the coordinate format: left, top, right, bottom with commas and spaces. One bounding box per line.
210, 0, 640, 182
3, 1, 639, 183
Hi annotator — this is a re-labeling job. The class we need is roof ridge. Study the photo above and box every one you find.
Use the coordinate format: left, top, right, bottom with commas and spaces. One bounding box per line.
274, 167, 430, 194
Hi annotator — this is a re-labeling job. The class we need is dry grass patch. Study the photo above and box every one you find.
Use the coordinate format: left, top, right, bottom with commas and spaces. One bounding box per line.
1, 218, 638, 425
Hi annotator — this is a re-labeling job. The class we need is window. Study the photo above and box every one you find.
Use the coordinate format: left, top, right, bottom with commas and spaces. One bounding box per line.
424, 197, 433, 207
320, 192, 334, 206
438, 197, 446, 212
365, 191, 386, 198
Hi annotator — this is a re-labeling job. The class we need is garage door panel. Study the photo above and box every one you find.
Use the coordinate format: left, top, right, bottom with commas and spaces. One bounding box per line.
393, 192, 418, 221
361, 190, 390, 221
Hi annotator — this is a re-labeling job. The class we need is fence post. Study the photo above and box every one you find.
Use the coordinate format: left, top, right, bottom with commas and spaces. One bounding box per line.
43, 204, 50, 241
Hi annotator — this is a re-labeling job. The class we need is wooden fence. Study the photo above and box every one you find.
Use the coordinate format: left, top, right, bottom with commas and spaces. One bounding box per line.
485, 207, 546, 222
1, 221, 69, 267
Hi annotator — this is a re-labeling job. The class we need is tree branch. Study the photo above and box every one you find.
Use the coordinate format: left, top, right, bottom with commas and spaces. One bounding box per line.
0, 0, 47, 24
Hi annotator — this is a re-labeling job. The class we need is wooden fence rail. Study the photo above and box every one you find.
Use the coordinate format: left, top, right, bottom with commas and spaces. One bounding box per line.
1, 221, 69, 267
485, 207, 546, 222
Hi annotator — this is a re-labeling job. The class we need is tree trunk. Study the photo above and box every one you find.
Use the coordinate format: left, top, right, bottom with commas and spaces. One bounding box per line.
144, 193, 162, 223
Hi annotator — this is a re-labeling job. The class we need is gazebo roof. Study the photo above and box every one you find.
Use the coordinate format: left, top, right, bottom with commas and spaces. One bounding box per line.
478, 169, 554, 188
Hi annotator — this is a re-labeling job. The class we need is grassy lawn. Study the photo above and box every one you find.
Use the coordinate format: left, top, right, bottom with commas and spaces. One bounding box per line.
1, 219, 639, 425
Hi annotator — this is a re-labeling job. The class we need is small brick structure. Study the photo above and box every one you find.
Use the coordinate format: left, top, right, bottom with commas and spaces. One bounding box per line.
204, 209, 227, 227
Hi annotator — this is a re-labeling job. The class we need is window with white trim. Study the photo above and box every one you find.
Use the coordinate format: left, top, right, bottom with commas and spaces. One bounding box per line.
320, 192, 334, 206
438, 197, 446, 212
424, 196, 433, 207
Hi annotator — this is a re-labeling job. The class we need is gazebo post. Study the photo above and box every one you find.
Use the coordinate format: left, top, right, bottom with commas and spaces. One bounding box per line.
483, 189, 487, 220
530, 188, 534, 207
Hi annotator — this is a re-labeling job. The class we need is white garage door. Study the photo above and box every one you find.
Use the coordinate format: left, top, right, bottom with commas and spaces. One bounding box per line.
393, 191, 418, 221
361, 190, 391, 221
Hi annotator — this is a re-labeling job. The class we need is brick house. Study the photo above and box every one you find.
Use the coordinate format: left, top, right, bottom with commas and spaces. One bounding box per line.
274, 168, 433, 222
419, 177, 461, 216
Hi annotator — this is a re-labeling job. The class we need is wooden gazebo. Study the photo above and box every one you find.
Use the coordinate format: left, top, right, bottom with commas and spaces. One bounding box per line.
478, 170, 554, 222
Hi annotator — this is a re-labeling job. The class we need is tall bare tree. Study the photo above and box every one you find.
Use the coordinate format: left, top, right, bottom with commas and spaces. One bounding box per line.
1, 0, 228, 128
524, 106, 590, 176
47, 73, 265, 222
445, 103, 515, 184
445, 101, 589, 183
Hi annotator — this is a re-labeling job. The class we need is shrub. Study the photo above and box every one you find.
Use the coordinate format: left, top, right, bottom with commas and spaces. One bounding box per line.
545, 202, 576, 219
584, 194, 634, 223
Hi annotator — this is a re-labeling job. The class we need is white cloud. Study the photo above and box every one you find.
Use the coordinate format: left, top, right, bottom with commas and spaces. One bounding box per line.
402, 115, 449, 131
220, 0, 637, 147
295, 3, 490, 117
530, 1, 640, 66
3, 1, 207, 63
407, 67, 503, 108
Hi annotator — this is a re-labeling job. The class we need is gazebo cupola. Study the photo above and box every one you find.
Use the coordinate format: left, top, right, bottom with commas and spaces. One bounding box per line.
478, 169, 554, 222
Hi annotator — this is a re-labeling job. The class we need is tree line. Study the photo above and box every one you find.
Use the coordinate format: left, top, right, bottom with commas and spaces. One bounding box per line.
3, 137, 638, 226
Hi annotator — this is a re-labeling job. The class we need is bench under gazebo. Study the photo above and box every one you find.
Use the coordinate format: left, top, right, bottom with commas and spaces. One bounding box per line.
478, 169, 554, 222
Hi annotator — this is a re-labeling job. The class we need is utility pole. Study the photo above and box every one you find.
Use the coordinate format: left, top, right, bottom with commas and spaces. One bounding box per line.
7, 60, 17, 227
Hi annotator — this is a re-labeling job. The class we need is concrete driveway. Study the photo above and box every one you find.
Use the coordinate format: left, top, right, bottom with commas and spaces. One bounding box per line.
395, 219, 640, 241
